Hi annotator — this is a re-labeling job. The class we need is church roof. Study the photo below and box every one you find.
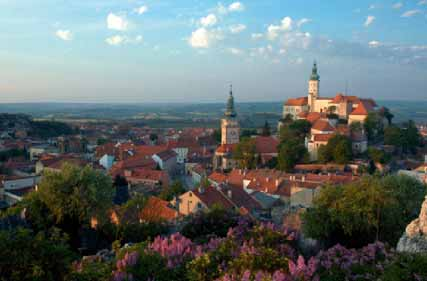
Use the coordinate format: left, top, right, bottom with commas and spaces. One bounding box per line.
285, 97, 308, 106
310, 62, 320, 81
225, 86, 237, 118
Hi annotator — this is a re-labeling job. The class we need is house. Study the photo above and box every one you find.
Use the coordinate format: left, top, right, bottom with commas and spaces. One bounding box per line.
36, 155, 90, 174
175, 184, 261, 217
152, 150, 178, 176
140, 196, 179, 223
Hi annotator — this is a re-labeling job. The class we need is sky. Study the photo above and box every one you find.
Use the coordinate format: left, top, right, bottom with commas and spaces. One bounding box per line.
1, 0, 427, 103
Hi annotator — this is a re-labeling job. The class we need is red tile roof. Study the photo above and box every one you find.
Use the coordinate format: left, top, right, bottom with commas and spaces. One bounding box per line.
285, 97, 308, 106
350, 100, 374, 116
312, 120, 335, 132
140, 196, 178, 222
254, 136, 279, 154
193, 186, 235, 209
312, 134, 334, 142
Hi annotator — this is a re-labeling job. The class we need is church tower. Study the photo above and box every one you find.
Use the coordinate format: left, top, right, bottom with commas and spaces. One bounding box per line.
221, 85, 240, 145
308, 61, 320, 112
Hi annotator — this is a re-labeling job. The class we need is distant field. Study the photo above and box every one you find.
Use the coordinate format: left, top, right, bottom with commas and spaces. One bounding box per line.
0, 100, 426, 128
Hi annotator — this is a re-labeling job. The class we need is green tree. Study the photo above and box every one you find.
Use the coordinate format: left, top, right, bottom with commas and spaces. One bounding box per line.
364, 112, 384, 143
261, 121, 271, 136
277, 139, 308, 172
233, 137, 258, 169
379, 106, 394, 125
317, 134, 352, 164
0, 227, 75, 281
384, 126, 402, 147
280, 119, 311, 143
302, 175, 426, 248
159, 180, 186, 201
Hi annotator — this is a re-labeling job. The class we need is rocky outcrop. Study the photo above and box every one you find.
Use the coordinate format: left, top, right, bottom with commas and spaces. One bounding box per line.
397, 195, 427, 253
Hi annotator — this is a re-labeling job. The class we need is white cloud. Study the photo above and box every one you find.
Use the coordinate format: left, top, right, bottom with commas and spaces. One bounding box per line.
105, 35, 143, 46
229, 24, 246, 34
369, 4, 376, 10
368, 40, 381, 48
228, 47, 244, 55
251, 33, 263, 40
200, 14, 217, 27
188, 27, 222, 48
392, 2, 403, 9
281, 17, 293, 31
418, 0, 427, 5
107, 13, 129, 31
401, 10, 422, 17
135, 5, 148, 15
364, 15, 376, 27
266, 16, 293, 40
106, 35, 125, 46
297, 18, 311, 27
228, 2, 244, 12
55, 29, 73, 41
279, 49, 286, 55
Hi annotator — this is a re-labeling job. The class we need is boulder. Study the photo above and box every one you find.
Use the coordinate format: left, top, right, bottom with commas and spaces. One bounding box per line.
397, 195, 427, 253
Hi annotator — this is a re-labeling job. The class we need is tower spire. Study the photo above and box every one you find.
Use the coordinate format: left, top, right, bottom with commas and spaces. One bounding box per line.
310, 60, 320, 81
225, 85, 237, 118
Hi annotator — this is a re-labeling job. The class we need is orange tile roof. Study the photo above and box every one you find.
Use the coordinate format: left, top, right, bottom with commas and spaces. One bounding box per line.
285, 97, 308, 106
350, 100, 374, 116
312, 134, 334, 142
312, 119, 335, 132
140, 196, 178, 222
209, 172, 228, 183
135, 145, 168, 157
193, 186, 235, 209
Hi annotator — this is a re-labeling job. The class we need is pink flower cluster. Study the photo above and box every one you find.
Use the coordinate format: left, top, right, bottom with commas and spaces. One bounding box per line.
112, 251, 139, 281
149, 233, 200, 268
218, 256, 318, 281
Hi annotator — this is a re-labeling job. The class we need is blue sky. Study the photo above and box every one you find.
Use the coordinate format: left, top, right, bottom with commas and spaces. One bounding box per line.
1, 0, 427, 103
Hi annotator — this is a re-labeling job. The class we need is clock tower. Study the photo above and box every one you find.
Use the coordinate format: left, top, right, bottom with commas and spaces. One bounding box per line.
221, 86, 240, 145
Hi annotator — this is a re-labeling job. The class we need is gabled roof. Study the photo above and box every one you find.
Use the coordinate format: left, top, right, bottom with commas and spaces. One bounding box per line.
311, 119, 335, 132
350, 100, 374, 116
285, 97, 308, 106
140, 196, 178, 222
192, 186, 235, 209
154, 150, 177, 161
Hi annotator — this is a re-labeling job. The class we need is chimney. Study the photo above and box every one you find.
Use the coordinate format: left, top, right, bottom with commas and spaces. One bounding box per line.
275, 179, 280, 188
227, 190, 232, 198
302, 176, 306, 182
198, 186, 205, 194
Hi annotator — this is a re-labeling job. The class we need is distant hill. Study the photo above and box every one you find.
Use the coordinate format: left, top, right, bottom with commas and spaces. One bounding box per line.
0, 100, 426, 124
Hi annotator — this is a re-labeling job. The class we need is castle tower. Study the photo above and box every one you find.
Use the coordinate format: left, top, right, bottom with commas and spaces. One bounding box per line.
221, 85, 240, 145
308, 61, 320, 112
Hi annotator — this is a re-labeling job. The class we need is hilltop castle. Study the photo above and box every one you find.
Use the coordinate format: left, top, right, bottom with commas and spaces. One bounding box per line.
280, 62, 377, 125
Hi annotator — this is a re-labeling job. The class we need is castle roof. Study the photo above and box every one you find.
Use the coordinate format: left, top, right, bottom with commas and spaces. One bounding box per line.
350, 100, 374, 116
312, 119, 335, 132
285, 97, 308, 106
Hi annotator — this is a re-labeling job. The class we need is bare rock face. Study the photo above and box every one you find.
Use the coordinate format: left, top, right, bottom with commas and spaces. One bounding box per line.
397, 196, 427, 253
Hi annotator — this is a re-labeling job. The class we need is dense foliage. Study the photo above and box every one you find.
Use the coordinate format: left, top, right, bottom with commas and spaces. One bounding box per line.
318, 134, 353, 164
69, 218, 427, 281
277, 120, 311, 172
233, 137, 258, 169
303, 174, 426, 248
384, 121, 421, 154
159, 180, 186, 201
0, 227, 75, 281
29, 120, 75, 138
